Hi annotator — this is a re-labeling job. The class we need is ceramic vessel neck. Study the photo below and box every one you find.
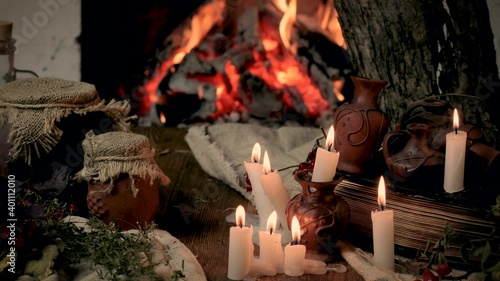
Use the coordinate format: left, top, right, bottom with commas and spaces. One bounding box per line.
351, 76, 388, 106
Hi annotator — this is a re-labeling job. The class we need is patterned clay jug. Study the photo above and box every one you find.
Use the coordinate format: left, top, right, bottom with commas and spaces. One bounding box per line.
286, 169, 350, 262
333, 76, 390, 174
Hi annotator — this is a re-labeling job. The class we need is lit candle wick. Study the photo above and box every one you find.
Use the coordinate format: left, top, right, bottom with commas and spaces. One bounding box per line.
238, 218, 243, 228
320, 126, 327, 139
327, 144, 332, 152
455, 127, 458, 135
380, 204, 385, 211
269, 227, 273, 235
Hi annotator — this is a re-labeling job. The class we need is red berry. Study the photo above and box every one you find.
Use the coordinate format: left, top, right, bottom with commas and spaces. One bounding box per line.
245, 174, 251, 185
246, 185, 252, 192
15, 236, 25, 248
307, 152, 316, 161
68, 203, 78, 214
52, 210, 65, 220
298, 162, 310, 171
0, 229, 9, 240
436, 264, 452, 277
422, 269, 438, 281
26, 220, 37, 231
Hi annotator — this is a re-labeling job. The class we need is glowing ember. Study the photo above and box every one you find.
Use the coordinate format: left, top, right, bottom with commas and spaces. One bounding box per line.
141, 0, 346, 123
248, 15, 330, 118
141, 0, 224, 116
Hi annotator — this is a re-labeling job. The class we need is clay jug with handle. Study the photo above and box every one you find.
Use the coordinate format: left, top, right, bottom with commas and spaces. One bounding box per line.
383, 123, 445, 178
333, 76, 390, 174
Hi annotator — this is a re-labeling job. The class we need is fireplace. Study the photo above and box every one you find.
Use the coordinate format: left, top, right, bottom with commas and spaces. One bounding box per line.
80, 0, 499, 147
135, 0, 353, 127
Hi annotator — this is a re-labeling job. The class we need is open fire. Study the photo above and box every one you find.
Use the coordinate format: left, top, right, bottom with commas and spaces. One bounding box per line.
140, 0, 352, 126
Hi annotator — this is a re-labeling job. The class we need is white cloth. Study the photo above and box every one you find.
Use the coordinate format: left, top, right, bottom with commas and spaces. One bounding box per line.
185, 123, 322, 203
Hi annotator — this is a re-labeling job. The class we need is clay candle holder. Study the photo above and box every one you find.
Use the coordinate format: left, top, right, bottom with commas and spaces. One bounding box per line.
286, 169, 350, 261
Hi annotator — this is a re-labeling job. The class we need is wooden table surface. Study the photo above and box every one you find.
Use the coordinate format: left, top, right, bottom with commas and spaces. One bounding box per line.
133, 126, 364, 281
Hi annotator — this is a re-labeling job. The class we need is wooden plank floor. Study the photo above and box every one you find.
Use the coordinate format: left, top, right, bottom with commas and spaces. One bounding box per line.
133, 126, 363, 281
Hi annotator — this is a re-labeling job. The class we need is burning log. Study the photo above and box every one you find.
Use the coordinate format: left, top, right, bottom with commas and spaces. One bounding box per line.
143, 0, 352, 126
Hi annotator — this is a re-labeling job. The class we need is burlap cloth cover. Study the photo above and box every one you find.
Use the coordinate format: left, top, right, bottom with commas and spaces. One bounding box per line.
0, 77, 132, 165
75, 131, 170, 192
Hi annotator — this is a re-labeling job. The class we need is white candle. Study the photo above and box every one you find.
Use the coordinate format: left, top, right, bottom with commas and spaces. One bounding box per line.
243, 142, 275, 230
444, 109, 466, 193
258, 211, 283, 273
371, 177, 395, 271
312, 125, 340, 182
260, 151, 292, 241
228, 205, 254, 280
284, 216, 306, 276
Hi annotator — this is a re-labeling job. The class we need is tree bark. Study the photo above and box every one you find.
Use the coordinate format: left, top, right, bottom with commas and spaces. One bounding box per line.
334, 0, 499, 141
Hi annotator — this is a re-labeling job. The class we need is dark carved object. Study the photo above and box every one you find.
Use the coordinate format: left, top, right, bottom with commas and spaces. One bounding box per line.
286, 169, 350, 262
383, 123, 445, 178
333, 76, 390, 174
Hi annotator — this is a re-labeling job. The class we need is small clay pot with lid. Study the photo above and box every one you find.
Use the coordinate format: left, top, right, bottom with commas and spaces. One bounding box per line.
76, 131, 170, 230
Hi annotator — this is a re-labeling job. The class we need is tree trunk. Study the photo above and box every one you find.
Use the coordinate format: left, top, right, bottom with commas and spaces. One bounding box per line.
334, 0, 499, 144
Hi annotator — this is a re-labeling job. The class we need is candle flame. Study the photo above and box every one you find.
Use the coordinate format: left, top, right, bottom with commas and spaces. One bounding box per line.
235, 205, 245, 227
252, 142, 261, 163
377, 176, 387, 208
453, 109, 460, 131
266, 211, 278, 235
159, 112, 166, 124
326, 125, 335, 150
263, 150, 272, 174
291, 216, 301, 244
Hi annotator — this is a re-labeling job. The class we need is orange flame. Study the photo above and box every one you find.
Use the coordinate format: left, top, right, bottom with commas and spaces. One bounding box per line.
266, 211, 278, 234
291, 216, 301, 244
159, 112, 166, 124
141, 1, 224, 117
236, 205, 245, 227
263, 151, 272, 174
377, 176, 387, 208
279, 0, 298, 54
453, 109, 459, 130
326, 125, 335, 149
262, 38, 278, 51
251, 142, 261, 163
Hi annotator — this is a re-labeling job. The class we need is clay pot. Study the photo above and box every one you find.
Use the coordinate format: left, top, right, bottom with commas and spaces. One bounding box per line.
333, 76, 390, 174
383, 123, 445, 178
87, 174, 159, 230
286, 169, 350, 261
